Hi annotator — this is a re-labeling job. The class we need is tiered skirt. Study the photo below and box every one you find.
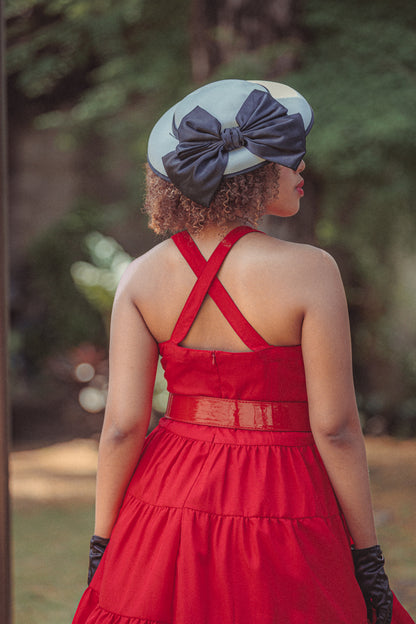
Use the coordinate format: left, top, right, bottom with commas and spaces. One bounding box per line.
72, 417, 413, 624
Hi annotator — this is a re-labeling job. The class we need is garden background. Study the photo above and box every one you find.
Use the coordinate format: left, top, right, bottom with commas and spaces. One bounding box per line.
5, 0, 416, 621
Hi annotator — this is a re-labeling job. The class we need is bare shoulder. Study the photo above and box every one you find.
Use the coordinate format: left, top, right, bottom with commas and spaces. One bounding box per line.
239, 233, 346, 316
283, 241, 346, 311
284, 240, 341, 281
113, 238, 178, 302
258, 232, 334, 262
247, 232, 340, 279
281, 240, 344, 301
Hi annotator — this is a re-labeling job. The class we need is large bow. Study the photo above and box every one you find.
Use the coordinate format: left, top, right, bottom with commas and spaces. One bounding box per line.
162, 89, 306, 207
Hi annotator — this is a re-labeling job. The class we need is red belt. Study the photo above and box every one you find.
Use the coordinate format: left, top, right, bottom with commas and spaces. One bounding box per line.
165, 394, 311, 432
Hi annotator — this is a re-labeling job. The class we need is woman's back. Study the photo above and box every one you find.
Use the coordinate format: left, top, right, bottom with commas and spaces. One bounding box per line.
140, 227, 310, 403
127, 227, 334, 352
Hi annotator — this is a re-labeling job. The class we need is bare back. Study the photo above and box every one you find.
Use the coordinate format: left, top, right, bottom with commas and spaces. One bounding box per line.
127, 229, 331, 352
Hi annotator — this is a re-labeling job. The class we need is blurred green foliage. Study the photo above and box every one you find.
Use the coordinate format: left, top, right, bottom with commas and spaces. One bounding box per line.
6, 0, 416, 434
290, 0, 416, 432
71, 231, 132, 324
18, 201, 113, 368
70, 231, 169, 414
7, 0, 192, 146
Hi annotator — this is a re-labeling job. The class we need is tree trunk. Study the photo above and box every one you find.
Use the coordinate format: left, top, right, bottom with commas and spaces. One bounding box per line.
190, 0, 299, 83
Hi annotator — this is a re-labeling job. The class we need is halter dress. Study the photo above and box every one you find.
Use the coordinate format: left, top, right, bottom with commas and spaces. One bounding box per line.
72, 226, 414, 624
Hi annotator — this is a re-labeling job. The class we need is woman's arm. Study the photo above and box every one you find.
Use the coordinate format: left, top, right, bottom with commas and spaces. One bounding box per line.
93, 266, 159, 538
301, 249, 377, 548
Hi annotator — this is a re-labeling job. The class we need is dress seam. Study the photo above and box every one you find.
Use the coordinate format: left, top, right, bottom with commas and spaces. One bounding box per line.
155, 426, 212, 445
97, 600, 170, 624
211, 351, 223, 397
159, 423, 313, 446
125, 492, 341, 521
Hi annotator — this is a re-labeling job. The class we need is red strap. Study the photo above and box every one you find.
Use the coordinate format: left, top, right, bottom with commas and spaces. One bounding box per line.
170, 226, 270, 350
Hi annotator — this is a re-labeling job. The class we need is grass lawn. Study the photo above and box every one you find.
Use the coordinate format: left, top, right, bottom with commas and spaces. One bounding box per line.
11, 436, 416, 623
12, 504, 94, 624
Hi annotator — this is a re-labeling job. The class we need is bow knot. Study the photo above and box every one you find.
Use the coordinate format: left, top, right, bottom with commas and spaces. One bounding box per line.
163, 89, 306, 206
222, 126, 245, 151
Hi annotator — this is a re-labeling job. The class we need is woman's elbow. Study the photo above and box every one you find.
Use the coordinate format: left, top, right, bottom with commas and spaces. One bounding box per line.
102, 412, 149, 443
311, 411, 363, 446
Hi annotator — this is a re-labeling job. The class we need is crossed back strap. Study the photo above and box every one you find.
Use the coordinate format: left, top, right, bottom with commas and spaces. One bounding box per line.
170, 226, 270, 351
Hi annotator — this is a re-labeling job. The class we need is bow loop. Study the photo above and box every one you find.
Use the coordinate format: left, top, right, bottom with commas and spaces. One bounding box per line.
162, 89, 306, 207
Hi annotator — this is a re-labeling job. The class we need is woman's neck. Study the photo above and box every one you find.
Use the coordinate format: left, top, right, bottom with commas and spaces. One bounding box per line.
188, 220, 253, 257
191, 220, 248, 242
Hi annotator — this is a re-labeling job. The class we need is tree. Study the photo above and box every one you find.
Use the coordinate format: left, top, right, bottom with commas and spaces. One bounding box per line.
291, 0, 416, 432
190, 0, 300, 83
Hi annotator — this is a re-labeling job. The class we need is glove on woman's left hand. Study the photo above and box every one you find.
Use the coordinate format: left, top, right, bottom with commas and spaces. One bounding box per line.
88, 535, 110, 585
352, 545, 393, 624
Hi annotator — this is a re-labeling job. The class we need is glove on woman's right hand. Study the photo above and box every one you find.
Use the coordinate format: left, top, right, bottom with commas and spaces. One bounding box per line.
88, 535, 110, 585
352, 545, 393, 624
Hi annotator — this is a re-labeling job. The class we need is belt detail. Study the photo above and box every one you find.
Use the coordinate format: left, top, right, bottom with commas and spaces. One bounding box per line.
165, 394, 311, 432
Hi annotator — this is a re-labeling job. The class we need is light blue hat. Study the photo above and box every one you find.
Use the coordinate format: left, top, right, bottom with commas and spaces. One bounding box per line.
147, 79, 313, 206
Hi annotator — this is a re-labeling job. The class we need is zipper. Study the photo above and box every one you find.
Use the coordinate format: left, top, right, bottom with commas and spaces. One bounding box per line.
211, 351, 216, 366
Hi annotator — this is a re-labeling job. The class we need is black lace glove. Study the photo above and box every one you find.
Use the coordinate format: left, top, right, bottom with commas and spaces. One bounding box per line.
352, 545, 393, 624
88, 535, 110, 585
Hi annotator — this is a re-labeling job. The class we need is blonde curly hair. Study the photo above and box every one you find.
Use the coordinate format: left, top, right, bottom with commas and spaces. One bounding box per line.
143, 162, 280, 235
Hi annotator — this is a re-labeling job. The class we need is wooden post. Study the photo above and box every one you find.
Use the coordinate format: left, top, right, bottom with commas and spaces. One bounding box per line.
0, 0, 12, 621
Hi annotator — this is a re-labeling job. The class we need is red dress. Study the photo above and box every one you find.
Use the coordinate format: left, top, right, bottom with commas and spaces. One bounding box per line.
73, 226, 414, 624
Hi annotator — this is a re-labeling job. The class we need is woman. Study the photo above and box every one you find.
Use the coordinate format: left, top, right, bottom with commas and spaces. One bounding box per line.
72, 79, 414, 624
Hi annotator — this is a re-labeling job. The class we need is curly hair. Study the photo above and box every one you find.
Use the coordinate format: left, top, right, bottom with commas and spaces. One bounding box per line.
143, 162, 280, 235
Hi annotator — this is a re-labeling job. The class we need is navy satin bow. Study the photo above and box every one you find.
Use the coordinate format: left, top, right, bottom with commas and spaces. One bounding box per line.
162, 89, 306, 207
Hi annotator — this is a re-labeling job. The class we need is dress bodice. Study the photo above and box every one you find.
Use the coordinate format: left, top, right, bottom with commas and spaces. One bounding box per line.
159, 342, 307, 401
158, 226, 308, 403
